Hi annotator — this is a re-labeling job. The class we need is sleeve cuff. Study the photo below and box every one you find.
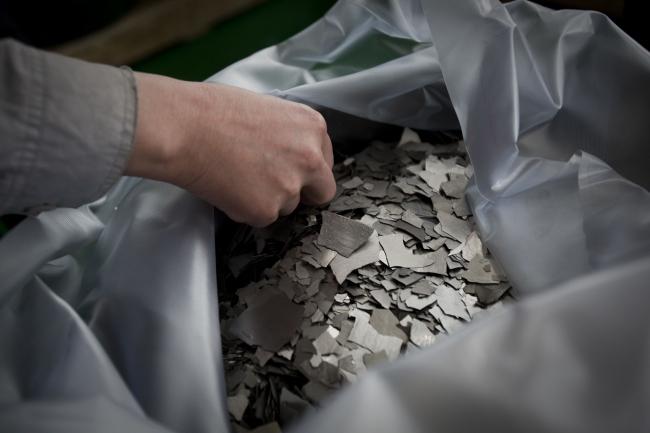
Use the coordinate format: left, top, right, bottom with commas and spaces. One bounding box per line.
1, 41, 137, 215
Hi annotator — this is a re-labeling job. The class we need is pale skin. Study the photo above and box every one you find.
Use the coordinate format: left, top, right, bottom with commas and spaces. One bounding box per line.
125, 72, 337, 227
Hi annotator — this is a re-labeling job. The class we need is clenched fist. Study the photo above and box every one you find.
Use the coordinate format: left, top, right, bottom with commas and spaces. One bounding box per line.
126, 72, 336, 227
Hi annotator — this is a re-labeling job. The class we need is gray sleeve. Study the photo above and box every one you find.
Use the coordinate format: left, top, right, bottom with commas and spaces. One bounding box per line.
0, 38, 137, 215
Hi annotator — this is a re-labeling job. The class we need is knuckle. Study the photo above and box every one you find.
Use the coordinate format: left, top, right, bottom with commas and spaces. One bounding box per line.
280, 177, 301, 198
299, 145, 323, 170
311, 111, 327, 134
296, 103, 327, 133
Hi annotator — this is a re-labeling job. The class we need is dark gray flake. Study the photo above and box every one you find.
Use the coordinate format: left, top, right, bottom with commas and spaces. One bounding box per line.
471, 282, 511, 305
369, 309, 408, 342
318, 211, 373, 258
440, 173, 468, 199
329, 231, 381, 284
461, 256, 502, 284
437, 211, 471, 242
410, 319, 436, 347
230, 291, 304, 352
435, 285, 470, 320
370, 289, 392, 309
379, 234, 436, 268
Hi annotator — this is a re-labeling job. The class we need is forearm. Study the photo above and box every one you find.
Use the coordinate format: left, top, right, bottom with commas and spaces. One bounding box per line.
0, 41, 335, 225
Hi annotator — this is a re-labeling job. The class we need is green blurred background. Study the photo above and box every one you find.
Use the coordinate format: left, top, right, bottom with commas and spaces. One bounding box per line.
133, 0, 335, 81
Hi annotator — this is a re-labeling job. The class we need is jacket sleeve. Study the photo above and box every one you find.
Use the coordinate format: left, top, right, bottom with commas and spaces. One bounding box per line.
0, 38, 137, 215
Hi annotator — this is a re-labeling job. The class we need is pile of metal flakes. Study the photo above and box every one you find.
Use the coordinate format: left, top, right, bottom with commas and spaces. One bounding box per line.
218, 129, 514, 432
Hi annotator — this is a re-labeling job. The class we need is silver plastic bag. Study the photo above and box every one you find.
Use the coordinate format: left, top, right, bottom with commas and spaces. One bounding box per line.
1, 1, 649, 432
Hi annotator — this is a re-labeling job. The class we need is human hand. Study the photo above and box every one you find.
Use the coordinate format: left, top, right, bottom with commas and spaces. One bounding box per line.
126, 72, 336, 227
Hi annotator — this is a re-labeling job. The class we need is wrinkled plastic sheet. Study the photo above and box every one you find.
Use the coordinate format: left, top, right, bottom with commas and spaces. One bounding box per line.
1, 1, 649, 432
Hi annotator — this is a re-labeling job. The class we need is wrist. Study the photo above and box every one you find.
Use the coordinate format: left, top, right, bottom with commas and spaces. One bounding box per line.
125, 72, 197, 185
